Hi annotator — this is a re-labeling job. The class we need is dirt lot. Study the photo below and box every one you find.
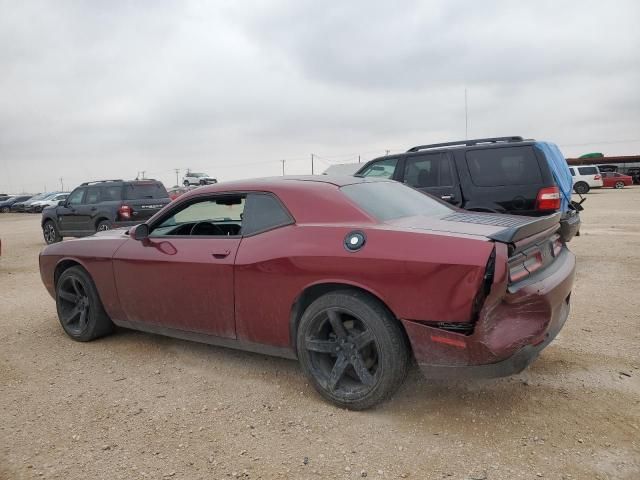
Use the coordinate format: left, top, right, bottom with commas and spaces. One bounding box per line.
1, 189, 639, 480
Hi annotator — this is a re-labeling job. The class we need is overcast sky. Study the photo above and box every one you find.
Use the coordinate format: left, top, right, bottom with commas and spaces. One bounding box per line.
1, 0, 639, 193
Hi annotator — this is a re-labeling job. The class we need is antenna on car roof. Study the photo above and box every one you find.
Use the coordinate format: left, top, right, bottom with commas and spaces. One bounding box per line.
407, 136, 525, 153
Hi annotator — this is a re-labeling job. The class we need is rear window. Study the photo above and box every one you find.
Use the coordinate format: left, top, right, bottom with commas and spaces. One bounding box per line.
124, 182, 169, 200
577, 166, 599, 175
465, 146, 543, 186
341, 181, 452, 221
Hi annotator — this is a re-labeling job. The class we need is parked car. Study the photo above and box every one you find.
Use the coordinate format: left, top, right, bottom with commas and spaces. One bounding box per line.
568, 166, 603, 194
39, 176, 575, 409
41, 179, 170, 244
626, 167, 640, 185
0, 195, 33, 213
28, 193, 69, 213
167, 186, 195, 200
356, 137, 580, 242
11, 193, 47, 212
601, 172, 633, 189
21, 192, 64, 213
183, 172, 217, 186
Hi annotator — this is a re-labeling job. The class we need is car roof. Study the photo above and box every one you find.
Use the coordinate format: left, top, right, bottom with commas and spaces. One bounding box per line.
188, 175, 391, 193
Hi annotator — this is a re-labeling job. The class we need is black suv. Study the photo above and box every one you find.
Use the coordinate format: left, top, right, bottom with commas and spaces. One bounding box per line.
41, 179, 170, 244
356, 136, 580, 240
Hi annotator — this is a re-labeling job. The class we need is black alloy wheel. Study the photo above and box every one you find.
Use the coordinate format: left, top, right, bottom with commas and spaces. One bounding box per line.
43, 220, 62, 244
55, 266, 113, 341
297, 291, 409, 410
57, 275, 92, 336
615, 181, 625, 189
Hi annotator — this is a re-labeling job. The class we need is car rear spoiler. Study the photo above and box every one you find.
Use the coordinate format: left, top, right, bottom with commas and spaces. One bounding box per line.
488, 212, 561, 244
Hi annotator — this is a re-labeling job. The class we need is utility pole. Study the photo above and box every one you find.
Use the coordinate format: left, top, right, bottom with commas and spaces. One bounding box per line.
174, 168, 180, 186
385, 150, 390, 156
59, 177, 64, 191
311, 154, 315, 175
465, 88, 468, 139
141, 170, 146, 179
281, 160, 286, 176
358, 155, 361, 163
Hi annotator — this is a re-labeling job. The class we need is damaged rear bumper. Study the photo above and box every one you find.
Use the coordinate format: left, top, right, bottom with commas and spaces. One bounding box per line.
402, 248, 575, 379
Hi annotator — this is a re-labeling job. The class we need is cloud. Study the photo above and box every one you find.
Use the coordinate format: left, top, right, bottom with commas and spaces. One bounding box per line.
0, 0, 638, 192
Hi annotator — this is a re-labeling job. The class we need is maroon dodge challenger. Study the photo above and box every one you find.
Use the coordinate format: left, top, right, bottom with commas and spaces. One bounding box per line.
40, 176, 575, 409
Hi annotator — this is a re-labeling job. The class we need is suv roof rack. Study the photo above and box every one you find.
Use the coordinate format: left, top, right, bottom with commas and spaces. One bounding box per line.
80, 179, 124, 186
407, 136, 526, 153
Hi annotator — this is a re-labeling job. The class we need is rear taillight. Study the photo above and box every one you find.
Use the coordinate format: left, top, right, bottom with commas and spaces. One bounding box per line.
536, 186, 560, 211
118, 204, 132, 220
594, 174, 601, 180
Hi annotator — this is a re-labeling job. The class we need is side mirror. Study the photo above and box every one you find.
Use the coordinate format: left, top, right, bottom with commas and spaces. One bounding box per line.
130, 224, 150, 241
58, 200, 66, 206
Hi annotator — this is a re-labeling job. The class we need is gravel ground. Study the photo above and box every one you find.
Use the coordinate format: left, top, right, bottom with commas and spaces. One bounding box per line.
1, 189, 639, 480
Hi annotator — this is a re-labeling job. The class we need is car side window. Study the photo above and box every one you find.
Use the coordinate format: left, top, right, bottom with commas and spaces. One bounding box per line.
67, 188, 86, 206
569, 168, 575, 176
578, 166, 598, 175
86, 187, 101, 204
242, 193, 293, 236
359, 158, 398, 179
404, 153, 453, 188
101, 186, 122, 201
150, 195, 245, 237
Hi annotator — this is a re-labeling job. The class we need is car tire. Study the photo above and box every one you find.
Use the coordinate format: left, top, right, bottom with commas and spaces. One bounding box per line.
96, 220, 111, 232
296, 290, 409, 410
574, 182, 590, 194
614, 181, 625, 189
1, 206, 9, 213
43, 220, 62, 244
183, 180, 190, 187
55, 266, 114, 342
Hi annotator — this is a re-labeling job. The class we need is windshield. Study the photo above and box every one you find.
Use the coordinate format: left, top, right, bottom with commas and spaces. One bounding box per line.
189, 173, 207, 177
341, 181, 452, 221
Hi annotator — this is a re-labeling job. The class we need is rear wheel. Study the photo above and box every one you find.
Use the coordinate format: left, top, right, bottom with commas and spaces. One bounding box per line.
183, 180, 190, 187
96, 220, 111, 232
296, 290, 409, 410
614, 181, 625, 189
1, 206, 9, 213
43, 220, 62, 244
56, 266, 113, 341
574, 182, 589, 194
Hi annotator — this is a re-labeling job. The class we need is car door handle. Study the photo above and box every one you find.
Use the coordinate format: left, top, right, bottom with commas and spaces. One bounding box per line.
211, 250, 231, 259
441, 195, 454, 201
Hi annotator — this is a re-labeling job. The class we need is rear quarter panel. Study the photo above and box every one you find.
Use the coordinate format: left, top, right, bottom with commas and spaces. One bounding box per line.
234, 224, 494, 348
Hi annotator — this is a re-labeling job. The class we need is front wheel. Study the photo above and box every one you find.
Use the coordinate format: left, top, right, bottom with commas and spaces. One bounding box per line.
1, 206, 9, 213
574, 182, 590, 195
183, 180, 190, 187
614, 181, 625, 189
43, 220, 62, 244
56, 266, 114, 341
296, 290, 409, 410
